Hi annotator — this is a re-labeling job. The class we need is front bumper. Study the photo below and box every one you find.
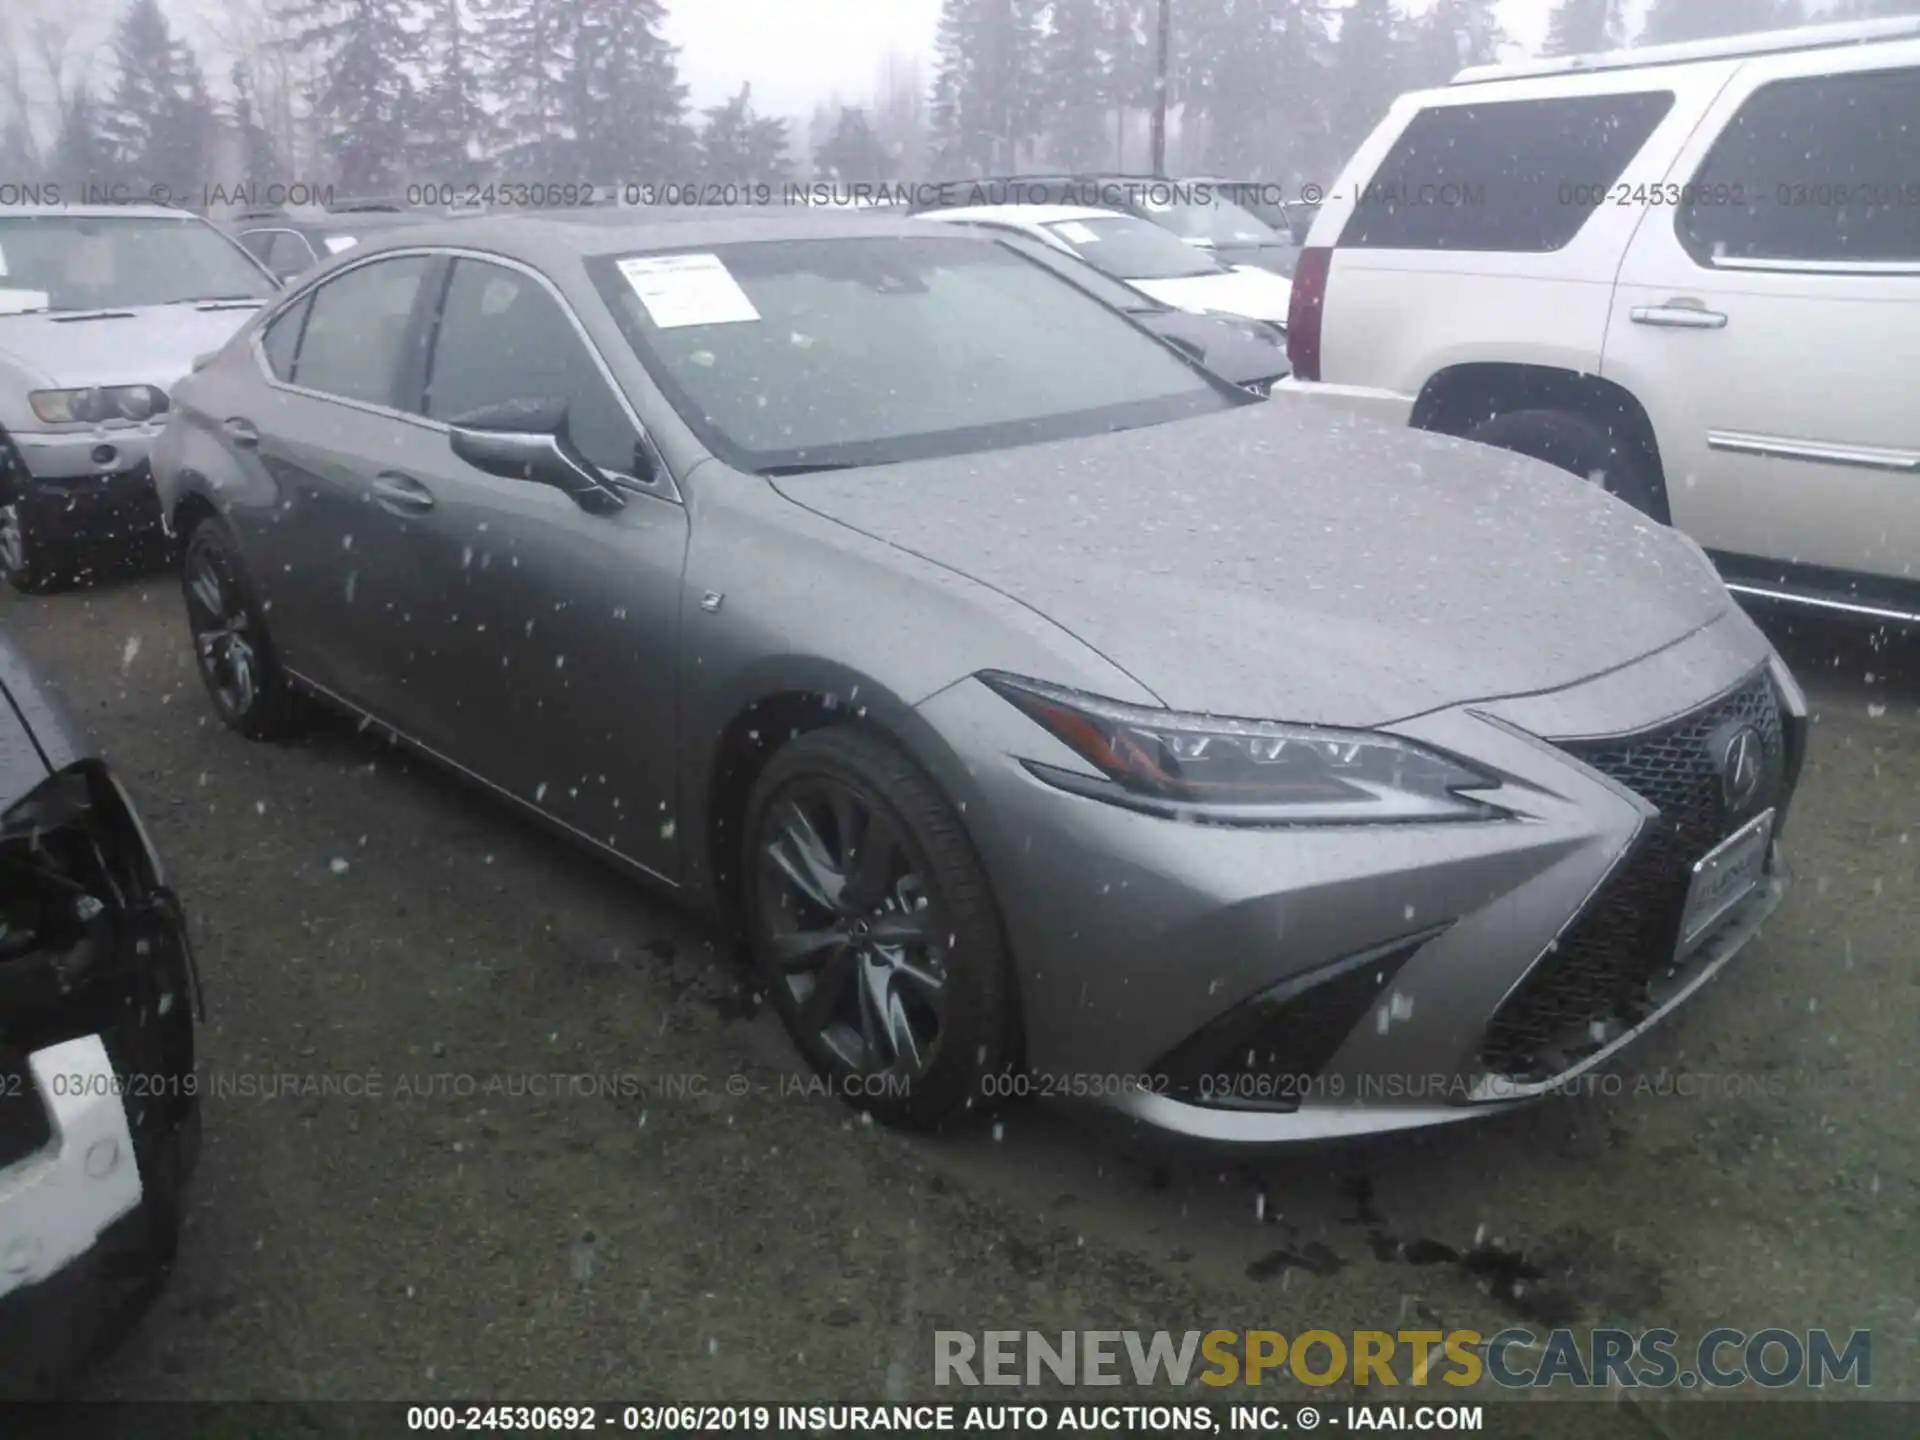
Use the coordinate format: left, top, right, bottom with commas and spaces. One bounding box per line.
7, 425, 168, 548
1271, 377, 1416, 429
918, 613, 1804, 1143
0, 766, 200, 1394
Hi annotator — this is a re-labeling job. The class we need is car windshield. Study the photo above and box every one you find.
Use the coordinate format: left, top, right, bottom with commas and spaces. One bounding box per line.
589, 235, 1238, 473
1039, 215, 1227, 280
0, 215, 276, 311
1140, 193, 1285, 247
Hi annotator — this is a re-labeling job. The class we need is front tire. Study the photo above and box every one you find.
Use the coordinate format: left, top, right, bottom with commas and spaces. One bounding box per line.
742, 726, 1015, 1131
0, 495, 71, 595
181, 517, 301, 739
1464, 408, 1665, 520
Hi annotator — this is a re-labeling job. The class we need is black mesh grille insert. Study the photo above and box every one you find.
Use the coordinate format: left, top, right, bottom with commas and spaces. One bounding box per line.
1479, 673, 1786, 1082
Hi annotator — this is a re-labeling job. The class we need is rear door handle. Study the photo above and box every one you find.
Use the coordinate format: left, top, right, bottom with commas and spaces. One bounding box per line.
371, 471, 435, 515
1630, 302, 1729, 330
222, 417, 260, 448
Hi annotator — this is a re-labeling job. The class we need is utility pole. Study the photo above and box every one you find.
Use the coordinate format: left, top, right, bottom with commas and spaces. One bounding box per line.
1150, 0, 1170, 175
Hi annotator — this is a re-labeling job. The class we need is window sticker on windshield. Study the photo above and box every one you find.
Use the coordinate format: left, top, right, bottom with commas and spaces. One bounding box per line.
617, 253, 761, 328
323, 236, 359, 254
1054, 222, 1101, 245
0, 241, 8, 276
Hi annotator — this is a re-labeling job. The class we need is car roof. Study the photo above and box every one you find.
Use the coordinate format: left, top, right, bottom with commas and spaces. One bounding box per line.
346, 205, 977, 265
0, 205, 210, 222
923, 203, 1125, 226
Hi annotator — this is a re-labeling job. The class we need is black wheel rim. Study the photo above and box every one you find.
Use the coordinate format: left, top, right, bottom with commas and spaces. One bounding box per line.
184, 545, 261, 718
754, 778, 949, 1080
0, 502, 25, 576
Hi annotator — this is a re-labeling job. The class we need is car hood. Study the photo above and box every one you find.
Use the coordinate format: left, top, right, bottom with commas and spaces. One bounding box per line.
1131, 267, 1293, 324
771, 400, 1733, 728
1209, 240, 1300, 277
1137, 312, 1288, 389
0, 303, 263, 390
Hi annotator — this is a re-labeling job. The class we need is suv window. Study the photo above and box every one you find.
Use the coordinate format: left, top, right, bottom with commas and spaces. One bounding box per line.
1680, 66, 1920, 266
424, 259, 640, 475
293, 255, 436, 407
1343, 92, 1675, 252
261, 292, 312, 382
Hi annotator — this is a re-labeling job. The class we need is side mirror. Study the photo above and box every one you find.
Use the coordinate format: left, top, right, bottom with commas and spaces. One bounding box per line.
447, 398, 626, 515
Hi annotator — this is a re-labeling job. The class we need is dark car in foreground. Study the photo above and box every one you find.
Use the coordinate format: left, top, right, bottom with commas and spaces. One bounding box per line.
154, 208, 1803, 1143
0, 634, 201, 1396
0, 205, 279, 592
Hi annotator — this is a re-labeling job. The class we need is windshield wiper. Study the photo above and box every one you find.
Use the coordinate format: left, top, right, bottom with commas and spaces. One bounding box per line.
168, 294, 268, 306
757, 462, 858, 477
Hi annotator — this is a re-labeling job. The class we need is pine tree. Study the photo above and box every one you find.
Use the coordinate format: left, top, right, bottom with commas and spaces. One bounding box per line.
1409, 0, 1504, 85
699, 85, 792, 185
573, 0, 693, 180
99, 0, 215, 195
413, 0, 487, 183
53, 87, 110, 188
929, 0, 1043, 175
474, 0, 567, 176
277, 0, 421, 193
1331, 0, 1409, 158
1639, 0, 1804, 45
0, 116, 36, 181
1177, 0, 1336, 181
1543, 0, 1626, 55
1041, 0, 1114, 170
815, 107, 893, 183
229, 61, 280, 188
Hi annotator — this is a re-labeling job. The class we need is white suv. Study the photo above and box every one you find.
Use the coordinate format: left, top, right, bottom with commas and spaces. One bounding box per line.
1284, 17, 1920, 624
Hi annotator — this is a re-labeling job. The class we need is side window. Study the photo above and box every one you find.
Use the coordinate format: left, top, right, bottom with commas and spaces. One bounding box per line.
261, 292, 312, 382
1680, 66, 1920, 266
268, 230, 318, 275
238, 230, 276, 262
1343, 92, 1675, 252
424, 259, 640, 475
294, 255, 437, 408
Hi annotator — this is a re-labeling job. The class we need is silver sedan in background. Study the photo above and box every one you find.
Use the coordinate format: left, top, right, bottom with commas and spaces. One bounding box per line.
151, 209, 1806, 1141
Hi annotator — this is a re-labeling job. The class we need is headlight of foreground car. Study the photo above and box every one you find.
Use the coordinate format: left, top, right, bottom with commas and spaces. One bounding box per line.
28, 385, 169, 425
982, 673, 1504, 825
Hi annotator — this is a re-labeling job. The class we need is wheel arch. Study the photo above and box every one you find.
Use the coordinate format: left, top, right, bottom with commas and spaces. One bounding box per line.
1410, 362, 1671, 523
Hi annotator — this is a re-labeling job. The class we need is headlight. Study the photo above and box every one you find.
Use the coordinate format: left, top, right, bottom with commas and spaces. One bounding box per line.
28, 384, 170, 425
983, 673, 1504, 826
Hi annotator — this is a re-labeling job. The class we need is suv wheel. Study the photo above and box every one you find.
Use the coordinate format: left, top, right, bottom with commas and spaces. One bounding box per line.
742, 726, 1015, 1131
182, 517, 301, 739
0, 497, 69, 595
1465, 409, 1664, 520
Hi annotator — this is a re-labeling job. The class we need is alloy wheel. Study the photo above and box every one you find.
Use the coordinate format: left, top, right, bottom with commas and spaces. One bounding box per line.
755, 779, 949, 1078
184, 544, 262, 719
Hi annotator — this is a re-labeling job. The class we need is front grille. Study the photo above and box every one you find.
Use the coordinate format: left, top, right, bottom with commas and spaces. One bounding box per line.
1479, 673, 1786, 1082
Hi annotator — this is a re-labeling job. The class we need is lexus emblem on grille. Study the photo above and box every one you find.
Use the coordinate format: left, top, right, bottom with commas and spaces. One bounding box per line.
1718, 726, 1764, 811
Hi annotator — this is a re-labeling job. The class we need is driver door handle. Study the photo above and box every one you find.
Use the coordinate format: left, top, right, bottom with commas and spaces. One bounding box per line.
1630, 301, 1729, 330
371, 471, 436, 515
222, 417, 259, 448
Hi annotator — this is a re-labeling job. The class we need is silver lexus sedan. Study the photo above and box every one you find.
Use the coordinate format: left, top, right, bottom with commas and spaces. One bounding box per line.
150, 209, 1807, 1142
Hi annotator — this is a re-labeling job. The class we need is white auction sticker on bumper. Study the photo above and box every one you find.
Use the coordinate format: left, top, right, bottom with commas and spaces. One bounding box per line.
617, 253, 760, 328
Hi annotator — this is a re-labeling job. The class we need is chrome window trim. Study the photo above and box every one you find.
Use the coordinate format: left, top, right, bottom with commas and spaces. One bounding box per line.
247, 244, 682, 504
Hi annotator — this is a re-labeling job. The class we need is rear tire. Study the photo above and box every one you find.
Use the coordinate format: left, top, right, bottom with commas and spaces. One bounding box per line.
181, 516, 301, 740
1464, 408, 1664, 520
741, 726, 1015, 1132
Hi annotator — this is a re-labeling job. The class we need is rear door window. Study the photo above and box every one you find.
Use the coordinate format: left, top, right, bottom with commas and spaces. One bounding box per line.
1342, 92, 1675, 252
1679, 66, 1920, 266
292, 255, 438, 408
